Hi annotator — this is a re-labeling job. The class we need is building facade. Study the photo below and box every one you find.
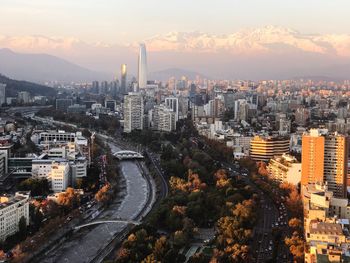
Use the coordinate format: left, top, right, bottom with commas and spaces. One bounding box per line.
0, 192, 30, 241
267, 154, 301, 185
138, 43, 147, 89
250, 136, 290, 162
123, 93, 144, 133
301, 129, 348, 198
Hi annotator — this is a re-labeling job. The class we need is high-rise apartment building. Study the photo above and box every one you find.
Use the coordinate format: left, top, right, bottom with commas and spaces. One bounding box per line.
165, 97, 179, 121
123, 93, 144, 133
0, 83, 6, 106
92, 81, 99, 94
301, 129, 348, 198
152, 104, 176, 132
121, 64, 127, 94
99, 81, 108, 95
138, 43, 147, 89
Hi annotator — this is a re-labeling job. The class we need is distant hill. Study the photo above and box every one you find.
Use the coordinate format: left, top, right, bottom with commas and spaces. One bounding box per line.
0, 74, 56, 97
149, 68, 208, 81
0, 48, 109, 83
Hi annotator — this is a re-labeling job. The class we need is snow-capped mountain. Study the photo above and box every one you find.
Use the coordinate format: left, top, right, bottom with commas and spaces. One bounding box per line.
0, 26, 350, 80
144, 26, 350, 56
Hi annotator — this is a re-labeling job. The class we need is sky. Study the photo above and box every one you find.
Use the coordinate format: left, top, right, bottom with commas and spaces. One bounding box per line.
1, 0, 350, 43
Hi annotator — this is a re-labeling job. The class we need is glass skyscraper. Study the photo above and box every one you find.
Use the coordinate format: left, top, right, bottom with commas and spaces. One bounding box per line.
138, 43, 147, 89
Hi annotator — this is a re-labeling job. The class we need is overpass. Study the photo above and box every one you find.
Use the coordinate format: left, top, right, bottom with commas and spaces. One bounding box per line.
113, 150, 144, 160
74, 219, 141, 230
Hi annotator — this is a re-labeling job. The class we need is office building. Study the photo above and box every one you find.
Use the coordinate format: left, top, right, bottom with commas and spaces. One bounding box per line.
32, 160, 70, 192
250, 135, 290, 162
267, 154, 301, 185
120, 64, 127, 94
0, 83, 6, 106
99, 81, 108, 95
138, 43, 147, 89
67, 104, 86, 114
0, 192, 29, 241
105, 100, 116, 112
123, 93, 144, 133
301, 129, 348, 198
56, 99, 73, 112
92, 81, 99, 94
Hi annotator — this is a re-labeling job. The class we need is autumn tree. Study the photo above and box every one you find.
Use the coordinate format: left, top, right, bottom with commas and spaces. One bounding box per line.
95, 184, 111, 203
57, 187, 80, 210
257, 161, 269, 176
214, 169, 230, 189
285, 231, 305, 262
289, 218, 302, 229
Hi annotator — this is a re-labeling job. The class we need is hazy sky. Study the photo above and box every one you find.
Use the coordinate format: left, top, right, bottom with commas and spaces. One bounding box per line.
1, 0, 350, 43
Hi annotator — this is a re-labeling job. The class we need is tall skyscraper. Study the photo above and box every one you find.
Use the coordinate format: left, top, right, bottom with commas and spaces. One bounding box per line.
123, 93, 144, 133
92, 81, 99, 94
0, 84, 6, 106
138, 43, 147, 89
301, 129, 348, 198
121, 64, 127, 94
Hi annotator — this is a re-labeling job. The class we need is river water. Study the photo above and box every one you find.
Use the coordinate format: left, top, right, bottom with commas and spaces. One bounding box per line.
41, 143, 150, 263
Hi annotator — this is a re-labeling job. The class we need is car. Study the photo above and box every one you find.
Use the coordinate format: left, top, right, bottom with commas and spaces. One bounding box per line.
268, 246, 272, 251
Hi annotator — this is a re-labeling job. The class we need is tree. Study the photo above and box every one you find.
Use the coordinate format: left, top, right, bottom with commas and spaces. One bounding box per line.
285, 231, 305, 262
42, 200, 61, 218
153, 236, 168, 260
57, 187, 80, 210
95, 184, 111, 204
288, 218, 302, 229
18, 217, 27, 240
173, 230, 187, 248
257, 161, 269, 176
286, 188, 303, 217
18, 178, 50, 196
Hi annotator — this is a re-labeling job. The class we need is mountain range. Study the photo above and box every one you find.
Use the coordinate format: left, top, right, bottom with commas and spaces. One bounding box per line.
1, 26, 350, 81
0, 48, 108, 82
0, 74, 56, 97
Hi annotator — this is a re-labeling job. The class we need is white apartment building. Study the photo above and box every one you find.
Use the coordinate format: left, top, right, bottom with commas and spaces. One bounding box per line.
164, 97, 179, 121
32, 160, 70, 192
50, 162, 70, 192
0, 192, 30, 241
70, 158, 87, 186
267, 154, 301, 185
123, 93, 144, 133
152, 104, 176, 132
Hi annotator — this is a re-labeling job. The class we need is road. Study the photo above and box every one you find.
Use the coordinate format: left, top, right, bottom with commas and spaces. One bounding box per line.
223, 163, 291, 262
